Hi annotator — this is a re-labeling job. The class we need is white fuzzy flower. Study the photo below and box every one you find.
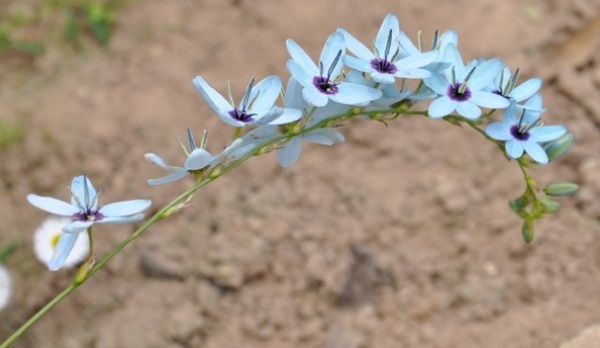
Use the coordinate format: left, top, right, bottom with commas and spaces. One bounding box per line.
0, 264, 12, 311
33, 216, 90, 269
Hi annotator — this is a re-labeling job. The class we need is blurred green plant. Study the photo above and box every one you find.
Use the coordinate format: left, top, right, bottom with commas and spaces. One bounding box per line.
0, 119, 24, 150
0, 0, 125, 57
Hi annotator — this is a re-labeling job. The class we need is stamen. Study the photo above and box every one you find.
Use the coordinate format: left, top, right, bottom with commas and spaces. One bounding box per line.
200, 129, 208, 150
431, 30, 439, 51
187, 128, 197, 151
459, 67, 477, 94
83, 175, 89, 207
241, 77, 256, 111
506, 68, 520, 95
384, 29, 393, 59
327, 50, 343, 78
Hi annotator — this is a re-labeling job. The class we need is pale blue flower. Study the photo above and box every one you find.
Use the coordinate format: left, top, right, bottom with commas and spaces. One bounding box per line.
485, 103, 567, 164
146, 130, 254, 185
286, 32, 382, 107
243, 77, 346, 167
424, 44, 510, 119
193, 75, 302, 127
339, 14, 438, 84
489, 66, 542, 109
27, 175, 151, 271
344, 70, 411, 110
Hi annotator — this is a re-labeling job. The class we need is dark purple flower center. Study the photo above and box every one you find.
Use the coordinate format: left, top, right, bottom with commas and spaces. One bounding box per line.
74, 209, 104, 222
229, 109, 255, 123
447, 82, 472, 102
510, 125, 530, 141
492, 89, 512, 100
370, 58, 397, 74
313, 76, 339, 95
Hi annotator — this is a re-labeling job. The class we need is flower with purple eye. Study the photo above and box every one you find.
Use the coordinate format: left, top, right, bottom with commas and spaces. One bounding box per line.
27, 175, 151, 271
485, 103, 567, 164
338, 14, 438, 84
286, 32, 382, 107
241, 77, 347, 168
488, 66, 542, 109
193, 75, 302, 127
424, 44, 510, 119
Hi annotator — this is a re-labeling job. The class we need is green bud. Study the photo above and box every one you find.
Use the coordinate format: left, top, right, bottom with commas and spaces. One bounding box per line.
540, 197, 561, 214
73, 257, 95, 285
509, 197, 528, 215
543, 133, 574, 162
522, 218, 535, 244
543, 183, 580, 197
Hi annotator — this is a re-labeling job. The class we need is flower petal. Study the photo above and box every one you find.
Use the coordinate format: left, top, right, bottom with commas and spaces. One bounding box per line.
332, 82, 383, 105
428, 97, 456, 118
485, 122, 512, 141
27, 195, 79, 216
284, 77, 305, 109
286, 39, 319, 75
319, 32, 345, 79
337, 28, 374, 61
147, 171, 189, 186
247, 75, 281, 116
277, 137, 302, 168
469, 91, 510, 109
144, 153, 175, 172
70, 175, 98, 209
302, 85, 329, 107
304, 128, 345, 145
529, 125, 567, 142
423, 73, 449, 95
62, 220, 94, 234
468, 58, 502, 90
456, 101, 482, 119
184, 148, 214, 170
47, 233, 79, 272
98, 214, 145, 225
267, 107, 303, 125
342, 56, 374, 74
511, 78, 542, 102
522, 140, 549, 164
374, 14, 400, 56
505, 140, 524, 159
100, 199, 151, 217
286, 60, 315, 88
395, 51, 438, 70
193, 76, 234, 115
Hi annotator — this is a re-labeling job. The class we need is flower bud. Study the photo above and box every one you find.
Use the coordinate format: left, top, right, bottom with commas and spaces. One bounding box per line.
509, 197, 528, 215
522, 218, 535, 244
543, 183, 579, 197
543, 133, 574, 162
540, 197, 561, 214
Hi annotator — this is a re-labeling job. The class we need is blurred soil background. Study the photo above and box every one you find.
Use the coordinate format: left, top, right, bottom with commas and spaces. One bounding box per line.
1, 0, 600, 347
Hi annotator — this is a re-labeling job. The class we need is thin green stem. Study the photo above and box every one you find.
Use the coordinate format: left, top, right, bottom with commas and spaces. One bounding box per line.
0, 106, 522, 346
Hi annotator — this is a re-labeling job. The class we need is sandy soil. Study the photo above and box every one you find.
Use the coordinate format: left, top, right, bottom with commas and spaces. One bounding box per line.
1, 0, 600, 347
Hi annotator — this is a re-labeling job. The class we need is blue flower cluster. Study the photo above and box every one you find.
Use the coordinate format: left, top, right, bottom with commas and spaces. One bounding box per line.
145, 13, 568, 182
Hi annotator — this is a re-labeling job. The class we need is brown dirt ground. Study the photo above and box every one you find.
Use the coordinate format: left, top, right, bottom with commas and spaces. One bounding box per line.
2, 0, 600, 347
